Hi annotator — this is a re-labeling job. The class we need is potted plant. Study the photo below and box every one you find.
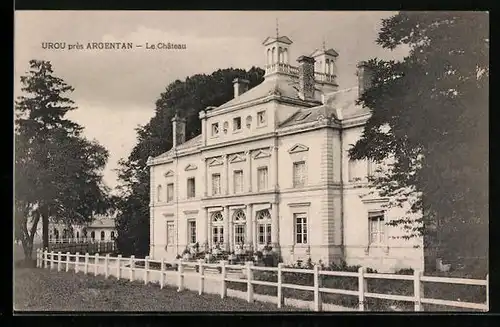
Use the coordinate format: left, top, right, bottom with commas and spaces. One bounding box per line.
234, 243, 243, 256
212, 243, 222, 256
254, 251, 263, 262
182, 247, 192, 260
262, 243, 272, 256
228, 252, 237, 264
205, 251, 213, 262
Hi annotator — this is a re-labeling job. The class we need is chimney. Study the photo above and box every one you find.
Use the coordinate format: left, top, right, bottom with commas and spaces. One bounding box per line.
233, 78, 250, 98
356, 61, 373, 96
297, 56, 316, 100
171, 114, 186, 149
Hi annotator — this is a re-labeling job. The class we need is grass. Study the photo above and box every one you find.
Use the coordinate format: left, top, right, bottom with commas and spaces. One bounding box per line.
13, 265, 305, 311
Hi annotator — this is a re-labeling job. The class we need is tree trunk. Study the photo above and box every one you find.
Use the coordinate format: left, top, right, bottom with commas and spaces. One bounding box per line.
42, 206, 49, 250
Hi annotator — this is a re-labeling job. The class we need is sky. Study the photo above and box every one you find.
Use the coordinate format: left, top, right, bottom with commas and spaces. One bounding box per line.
14, 11, 408, 189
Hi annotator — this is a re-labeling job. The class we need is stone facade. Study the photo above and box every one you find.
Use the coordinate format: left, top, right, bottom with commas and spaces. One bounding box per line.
146, 34, 423, 272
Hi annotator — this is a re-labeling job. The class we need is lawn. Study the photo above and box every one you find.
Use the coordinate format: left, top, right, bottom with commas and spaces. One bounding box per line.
13, 266, 305, 312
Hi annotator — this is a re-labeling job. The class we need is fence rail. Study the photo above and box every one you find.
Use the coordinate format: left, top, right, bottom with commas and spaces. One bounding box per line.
36, 249, 489, 312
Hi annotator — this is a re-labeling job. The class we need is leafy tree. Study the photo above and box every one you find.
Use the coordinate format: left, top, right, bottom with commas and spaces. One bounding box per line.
15, 60, 111, 262
349, 12, 488, 273
115, 67, 264, 257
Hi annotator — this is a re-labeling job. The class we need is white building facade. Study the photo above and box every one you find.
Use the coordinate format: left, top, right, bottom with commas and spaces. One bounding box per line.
146, 34, 423, 272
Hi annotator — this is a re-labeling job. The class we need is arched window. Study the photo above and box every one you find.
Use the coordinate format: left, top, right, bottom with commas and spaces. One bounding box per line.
267, 48, 271, 65
278, 47, 283, 63
91, 231, 95, 240
111, 231, 115, 240
54, 229, 59, 240
326, 59, 330, 74
284, 48, 288, 64
329, 61, 335, 76
76, 231, 80, 239
256, 209, 272, 245
233, 209, 246, 245
271, 47, 276, 64
157, 185, 162, 202
212, 212, 224, 245
246, 116, 252, 129
100, 231, 105, 241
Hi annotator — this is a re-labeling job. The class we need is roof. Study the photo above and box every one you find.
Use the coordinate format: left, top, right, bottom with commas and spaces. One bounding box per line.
262, 36, 293, 46
154, 134, 202, 160
310, 48, 339, 58
217, 77, 322, 110
279, 86, 370, 128
88, 217, 116, 229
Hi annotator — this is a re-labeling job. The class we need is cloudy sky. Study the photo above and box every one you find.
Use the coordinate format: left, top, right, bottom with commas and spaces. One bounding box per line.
14, 11, 407, 189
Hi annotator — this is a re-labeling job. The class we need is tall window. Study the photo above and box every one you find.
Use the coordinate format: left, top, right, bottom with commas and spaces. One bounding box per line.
157, 185, 162, 202
100, 231, 105, 241
90, 231, 95, 240
212, 212, 224, 244
167, 183, 174, 202
233, 209, 246, 245
187, 178, 195, 198
348, 159, 357, 182
110, 231, 115, 240
293, 161, 306, 187
211, 122, 219, 136
233, 170, 243, 193
166, 222, 175, 245
257, 166, 268, 191
369, 211, 385, 244
367, 160, 376, 177
76, 231, 80, 239
294, 213, 308, 244
257, 110, 267, 126
233, 117, 242, 131
212, 174, 221, 195
256, 209, 272, 245
188, 220, 196, 244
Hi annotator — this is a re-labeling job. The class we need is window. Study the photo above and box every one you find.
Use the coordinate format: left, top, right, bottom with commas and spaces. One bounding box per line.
100, 231, 105, 241
90, 231, 95, 240
212, 212, 224, 244
157, 185, 162, 202
257, 111, 267, 126
367, 160, 376, 177
166, 222, 175, 245
246, 115, 252, 129
369, 211, 385, 244
233, 209, 246, 245
233, 170, 243, 193
111, 231, 115, 240
188, 220, 196, 244
212, 174, 221, 195
211, 122, 219, 136
256, 209, 272, 245
187, 178, 195, 198
167, 183, 174, 202
293, 161, 306, 187
257, 167, 268, 191
223, 121, 229, 134
294, 213, 308, 244
76, 231, 80, 239
233, 117, 242, 131
348, 159, 358, 182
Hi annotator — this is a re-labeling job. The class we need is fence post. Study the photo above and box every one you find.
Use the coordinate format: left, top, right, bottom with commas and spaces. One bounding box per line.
50, 251, 55, 270
198, 259, 205, 295
105, 254, 110, 279
246, 261, 254, 303
35, 249, 39, 268
486, 274, 489, 311
277, 263, 284, 308
144, 256, 150, 285
75, 252, 80, 273
94, 253, 99, 276
314, 264, 322, 312
129, 255, 135, 281
160, 259, 165, 289
44, 250, 48, 269
177, 259, 184, 292
220, 260, 227, 299
358, 267, 367, 311
84, 253, 89, 274
117, 255, 122, 280
413, 270, 423, 311
66, 252, 70, 272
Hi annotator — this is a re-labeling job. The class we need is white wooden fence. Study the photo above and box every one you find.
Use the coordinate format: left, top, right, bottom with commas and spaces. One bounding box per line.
36, 249, 489, 312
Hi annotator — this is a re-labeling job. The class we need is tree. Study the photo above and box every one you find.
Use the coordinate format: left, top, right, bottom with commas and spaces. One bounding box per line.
15, 60, 111, 262
348, 12, 488, 273
115, 67, 264, 257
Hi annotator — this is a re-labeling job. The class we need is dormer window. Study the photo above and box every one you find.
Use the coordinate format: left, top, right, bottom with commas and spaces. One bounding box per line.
233, 117, 242, 131
223, 121, 229, 134
246, 115, 252, 129
257, 111, 267, 126
211, 123, 219, 136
